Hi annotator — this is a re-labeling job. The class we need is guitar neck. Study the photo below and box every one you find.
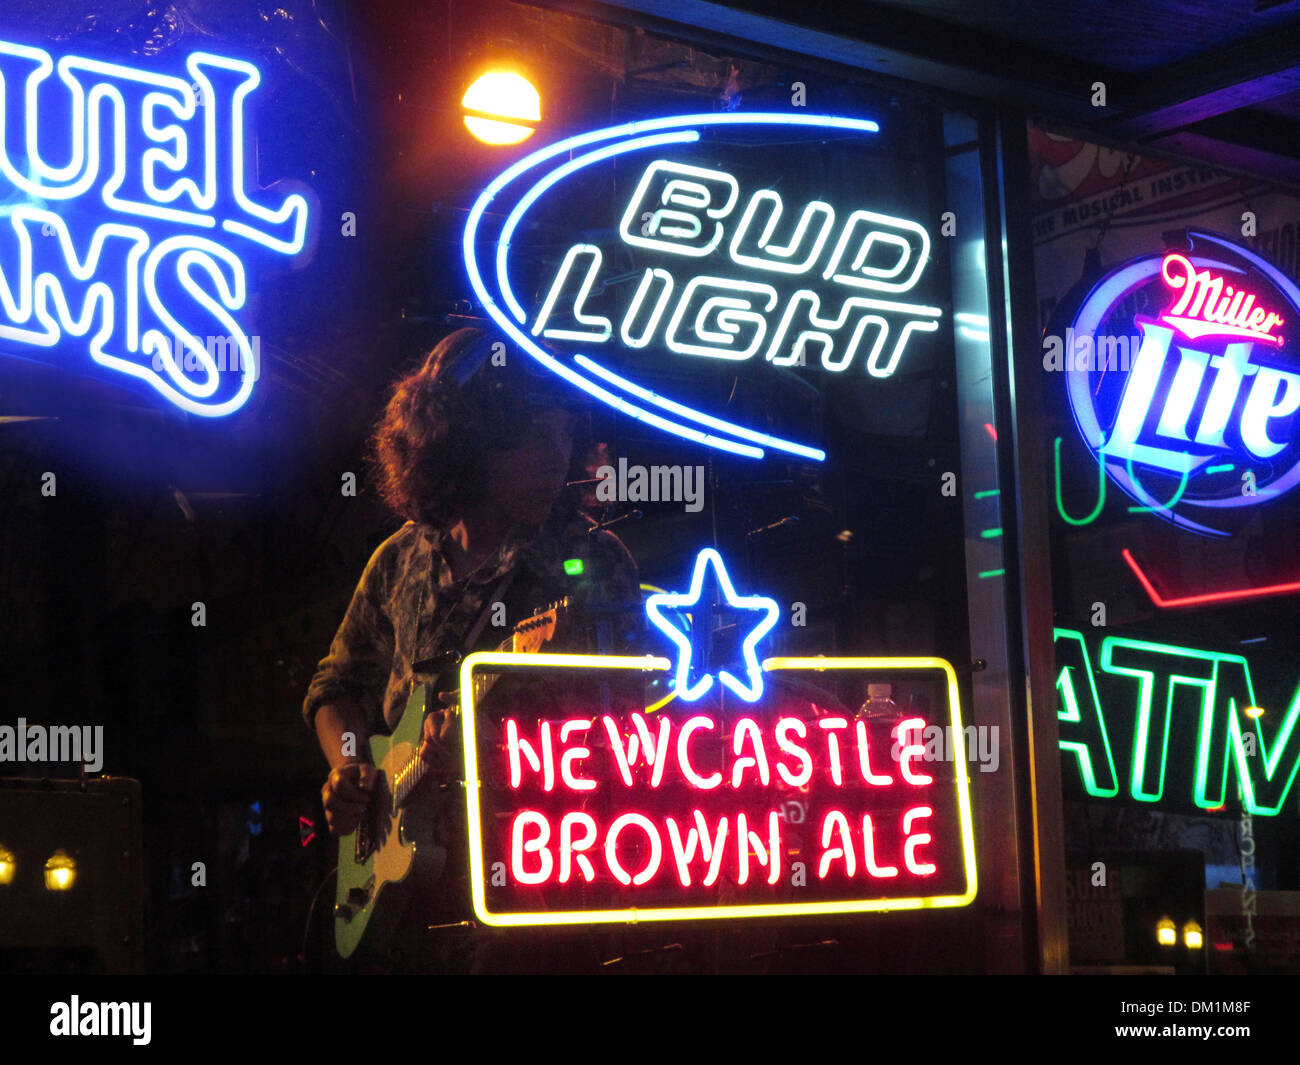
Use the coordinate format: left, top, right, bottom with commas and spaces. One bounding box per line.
388, 599, 568, 811
390, 748, 431, 810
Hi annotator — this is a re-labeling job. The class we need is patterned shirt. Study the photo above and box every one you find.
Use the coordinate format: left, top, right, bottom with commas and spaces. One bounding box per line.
302, 504, 639, 735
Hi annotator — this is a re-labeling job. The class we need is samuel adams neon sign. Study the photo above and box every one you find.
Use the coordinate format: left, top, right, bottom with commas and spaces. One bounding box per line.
1058, 232, 1300, 536
0, 39, 309, 415
457, 548, 976, 926
464, 113, 943, 461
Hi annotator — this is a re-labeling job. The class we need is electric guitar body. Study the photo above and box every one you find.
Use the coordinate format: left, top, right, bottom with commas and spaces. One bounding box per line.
333, 600, 570, 959
332, 683, 443, 960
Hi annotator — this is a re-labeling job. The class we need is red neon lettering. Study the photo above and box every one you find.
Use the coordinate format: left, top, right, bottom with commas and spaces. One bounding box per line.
664, 814, 701, 887
559, 811, 598, 883
896, 717, 934, 785
731, 717, 772, 788
1160, 253, 1284, 345
558, 718, 596, 792
817, 811, 900, 878
506, 719, 555, 791
601, 713, 671, 787
701, 819, 729, 886
511, 810, 553, 884
817, 809, 855, 879
855, 719, 893, 785
631, 714, 671, 787
664, 810, 729, 887
861, 814, 899, 878
736, 811, 782, 886
677, 715, 722, 790
818, 717, 849, 785
604, 812, 663, 886
700, 811, 729, 887
774, 717, 812, 787
601, 715, 636, 786
505, 805, 934, 895
903, 805, 937, 875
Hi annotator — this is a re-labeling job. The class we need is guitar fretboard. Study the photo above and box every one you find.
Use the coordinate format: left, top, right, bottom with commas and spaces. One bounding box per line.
381, 601, 565, 816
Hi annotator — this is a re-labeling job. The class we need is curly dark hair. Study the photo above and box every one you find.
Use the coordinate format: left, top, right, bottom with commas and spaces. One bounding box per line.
369, 327, 586, 527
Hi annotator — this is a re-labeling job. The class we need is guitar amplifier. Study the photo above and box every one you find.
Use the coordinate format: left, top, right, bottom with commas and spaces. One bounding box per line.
0, 776, 144, 974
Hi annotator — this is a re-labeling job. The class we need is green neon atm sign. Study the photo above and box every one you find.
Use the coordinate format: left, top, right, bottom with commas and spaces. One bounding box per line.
1055, 628, 1300, 816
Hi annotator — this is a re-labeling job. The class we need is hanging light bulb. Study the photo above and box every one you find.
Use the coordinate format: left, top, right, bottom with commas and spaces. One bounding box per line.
0, 845, 14, 885
1183, 920, 1203, 950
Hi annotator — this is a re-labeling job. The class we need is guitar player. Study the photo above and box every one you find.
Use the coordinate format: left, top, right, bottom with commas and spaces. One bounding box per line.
302, 327, 639, 971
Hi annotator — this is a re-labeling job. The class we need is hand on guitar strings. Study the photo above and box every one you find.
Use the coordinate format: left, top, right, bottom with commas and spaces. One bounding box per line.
418, 691, 462, 783
321, 762, 377, 837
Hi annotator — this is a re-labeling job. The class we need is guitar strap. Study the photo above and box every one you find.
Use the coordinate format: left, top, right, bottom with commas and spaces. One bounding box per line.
459, 566, 520, 654
416, 562, 521, 680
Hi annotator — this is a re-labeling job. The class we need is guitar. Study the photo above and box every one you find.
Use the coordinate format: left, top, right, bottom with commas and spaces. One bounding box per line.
332, 599, 569, 959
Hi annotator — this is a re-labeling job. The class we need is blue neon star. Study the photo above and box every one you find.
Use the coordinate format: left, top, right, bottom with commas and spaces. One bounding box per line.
644, 548, 780, 703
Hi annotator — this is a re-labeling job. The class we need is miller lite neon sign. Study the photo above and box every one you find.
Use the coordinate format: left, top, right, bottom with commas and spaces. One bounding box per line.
1157, 253, 1284, 347
1061, 232, 1300, 536
0, 39, 309, 416
464, 113, 943, 462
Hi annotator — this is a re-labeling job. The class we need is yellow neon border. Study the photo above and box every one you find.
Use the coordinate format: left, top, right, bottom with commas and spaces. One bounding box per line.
460, 652, 978, 927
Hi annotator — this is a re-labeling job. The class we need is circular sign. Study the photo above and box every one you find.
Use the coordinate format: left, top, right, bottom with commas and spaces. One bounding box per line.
1062, 231, 1300, 537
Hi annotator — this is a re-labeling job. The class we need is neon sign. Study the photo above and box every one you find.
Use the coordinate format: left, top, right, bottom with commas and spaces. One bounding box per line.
0, 39, 309, 415
1158, 253, 1284, 346
644, 548, 780, 703
1055, 628, 1300, 816
1059, 232, 1300, 536
463, 113, 943, 462
1121, 548, 1300, 609
459, 648, 976, 926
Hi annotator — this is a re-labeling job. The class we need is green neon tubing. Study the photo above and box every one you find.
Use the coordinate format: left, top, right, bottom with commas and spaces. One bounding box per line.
1053, 437, 1105, 526
1053, 628, 1120, 798
1067, 631, 1300, 816
1123, 451, 1190, 513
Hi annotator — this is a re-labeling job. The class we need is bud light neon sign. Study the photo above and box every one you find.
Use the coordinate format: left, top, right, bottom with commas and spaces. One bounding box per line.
0, 39, 310, 416
1063, 232, 1300, 536
463, 113, 943, 462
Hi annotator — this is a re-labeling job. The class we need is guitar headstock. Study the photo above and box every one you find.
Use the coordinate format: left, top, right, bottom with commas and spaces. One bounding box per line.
507, 597, 571, 655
